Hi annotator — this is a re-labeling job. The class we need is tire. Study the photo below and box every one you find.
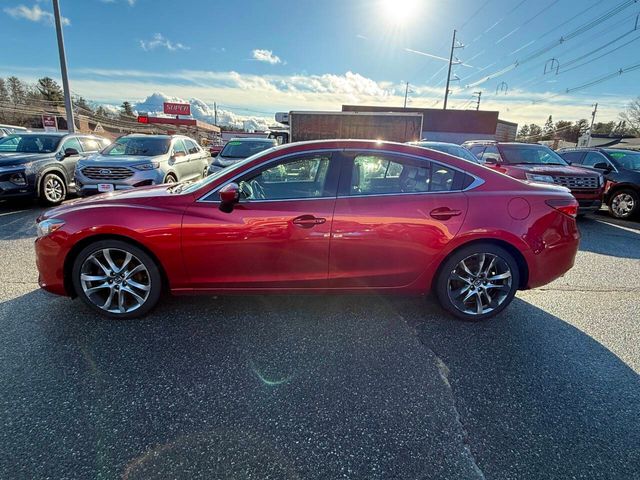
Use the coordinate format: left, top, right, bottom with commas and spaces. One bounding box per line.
608, 189, 638, 219
435, 243, 520, 321
71, 239, 162, 319
39, 172, 66, 206
164, 173, 177, 184
202, 166, 209, 179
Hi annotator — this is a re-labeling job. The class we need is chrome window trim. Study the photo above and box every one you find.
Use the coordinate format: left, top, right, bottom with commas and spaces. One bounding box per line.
197, 147, 485, 203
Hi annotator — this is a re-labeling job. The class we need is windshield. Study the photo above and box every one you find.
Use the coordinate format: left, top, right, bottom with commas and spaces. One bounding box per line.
500, 145, 568, 165
606, 150, 640, 170
181, 146, 278, 194
220, 140, 275, 158
102, 136, 170, 156
417, 143, 479, 163
0, 134, 62, 153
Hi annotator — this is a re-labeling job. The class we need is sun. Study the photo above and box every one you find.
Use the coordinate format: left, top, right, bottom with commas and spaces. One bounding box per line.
380, 0, 421, 25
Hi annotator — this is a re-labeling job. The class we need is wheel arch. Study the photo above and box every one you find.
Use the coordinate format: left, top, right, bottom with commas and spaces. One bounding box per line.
36, 166, 68, 196
606, 182, 640, 201
432, 238, 529, 291
63, 233, 170, 297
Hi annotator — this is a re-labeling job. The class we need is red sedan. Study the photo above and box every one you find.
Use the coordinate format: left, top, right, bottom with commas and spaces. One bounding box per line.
35, 140, 580, 321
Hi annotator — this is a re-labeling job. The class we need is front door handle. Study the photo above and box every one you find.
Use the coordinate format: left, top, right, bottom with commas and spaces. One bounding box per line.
430, 207, 462, 220
292, 215, 326, 228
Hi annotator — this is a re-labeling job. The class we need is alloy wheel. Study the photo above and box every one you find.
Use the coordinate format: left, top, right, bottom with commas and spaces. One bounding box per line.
79, 248, 151, 314
611, 192, 635, 218
446, 253, 513, 316
43, 175, 65, 203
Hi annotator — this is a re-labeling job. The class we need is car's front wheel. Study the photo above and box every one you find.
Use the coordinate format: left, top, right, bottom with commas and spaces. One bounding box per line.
608, 189, 638, 219
71, 240, 162, 319
39, 172, 66, 206
435, 243, 519, 321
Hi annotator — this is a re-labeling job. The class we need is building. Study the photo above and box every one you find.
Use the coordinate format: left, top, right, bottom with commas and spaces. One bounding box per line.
341, 105, 517, 144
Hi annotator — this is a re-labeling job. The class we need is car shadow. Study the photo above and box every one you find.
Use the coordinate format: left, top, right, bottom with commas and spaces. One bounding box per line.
0, 290, 637, 479
577, 213, 640, 259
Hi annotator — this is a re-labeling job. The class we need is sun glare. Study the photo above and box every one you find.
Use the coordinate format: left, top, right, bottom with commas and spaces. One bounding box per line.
380, 0, 420, 25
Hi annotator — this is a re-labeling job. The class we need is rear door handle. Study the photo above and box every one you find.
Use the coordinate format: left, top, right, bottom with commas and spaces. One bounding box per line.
430, 207, 462, 220
292, 215, 326, 228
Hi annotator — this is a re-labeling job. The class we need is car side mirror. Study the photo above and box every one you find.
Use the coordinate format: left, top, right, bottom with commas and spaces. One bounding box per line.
219, 182, 240, 213
593, 162, 611, 172
63, 147, 79, 158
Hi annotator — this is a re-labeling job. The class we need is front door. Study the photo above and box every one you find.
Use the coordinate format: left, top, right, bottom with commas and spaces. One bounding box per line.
181, 151, 340, 289
329, 151, 469, 289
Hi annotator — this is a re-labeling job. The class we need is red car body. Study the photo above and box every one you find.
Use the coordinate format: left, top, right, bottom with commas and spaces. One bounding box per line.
35, 140, 579, 310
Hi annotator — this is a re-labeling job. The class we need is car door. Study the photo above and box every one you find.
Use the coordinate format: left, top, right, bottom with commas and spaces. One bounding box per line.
58, 136, 83, 182
169, 138, 190, 180
184, 138, 206, 178
181, 151, 341, 289
328, 150, 469, 289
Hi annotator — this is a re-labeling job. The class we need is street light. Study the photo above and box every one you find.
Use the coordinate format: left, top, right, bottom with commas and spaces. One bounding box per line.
52, 0, 75, 133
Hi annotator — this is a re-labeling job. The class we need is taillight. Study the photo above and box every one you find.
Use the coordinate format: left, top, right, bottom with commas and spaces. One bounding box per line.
546, 199, 578, 218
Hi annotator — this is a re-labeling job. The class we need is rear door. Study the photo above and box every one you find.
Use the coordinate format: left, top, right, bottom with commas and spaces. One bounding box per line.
183, 138, 206, 178
170, 139, 190, 180
328, 150, 470, 289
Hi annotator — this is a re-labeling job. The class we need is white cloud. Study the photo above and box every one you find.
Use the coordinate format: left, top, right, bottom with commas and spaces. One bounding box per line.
4, 4, 70, 26
252, 49, 282, 65
139, 33, 189, 52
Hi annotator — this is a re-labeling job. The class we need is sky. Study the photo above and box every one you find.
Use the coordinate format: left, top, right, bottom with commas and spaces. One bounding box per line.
1, 0, 640, 127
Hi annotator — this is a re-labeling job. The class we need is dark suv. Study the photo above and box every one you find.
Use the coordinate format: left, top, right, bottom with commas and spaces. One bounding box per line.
558, 147, 640, 219
463, 141, 604, 214
0, 132, 109, 205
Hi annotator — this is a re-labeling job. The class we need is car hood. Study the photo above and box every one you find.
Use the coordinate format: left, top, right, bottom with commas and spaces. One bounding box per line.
39, 184, 189, 221
0, 152, 53, 167
78, 154, 164, 166
215, 156, 245, 167
506, 164, 596, 176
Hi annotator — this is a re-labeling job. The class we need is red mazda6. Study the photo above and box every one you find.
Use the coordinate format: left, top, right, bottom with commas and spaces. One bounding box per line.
35, 140, 579, 321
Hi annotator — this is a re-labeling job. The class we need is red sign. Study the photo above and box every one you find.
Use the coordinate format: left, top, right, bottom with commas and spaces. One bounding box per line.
163, 102, 191, 116
42, 114, 58, 131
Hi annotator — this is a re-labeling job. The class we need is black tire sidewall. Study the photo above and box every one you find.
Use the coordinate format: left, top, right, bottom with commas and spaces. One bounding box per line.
39, 173, 66, 206
608, 189, 639, 219
435, 243, 520, 322
71, 239, 162, 319
164, 174, 177, 184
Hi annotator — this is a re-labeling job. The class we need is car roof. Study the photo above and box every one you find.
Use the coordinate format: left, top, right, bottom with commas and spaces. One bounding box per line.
227, 137, 275, 142
413, 141, 465, 148
8, 132, 66, 138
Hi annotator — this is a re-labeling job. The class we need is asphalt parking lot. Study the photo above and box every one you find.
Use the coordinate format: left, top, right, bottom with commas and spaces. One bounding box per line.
0, 200, 638, 479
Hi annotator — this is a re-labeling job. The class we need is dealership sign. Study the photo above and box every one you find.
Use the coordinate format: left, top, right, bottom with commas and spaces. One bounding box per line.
163, 102, 191, 116
42, 114, 58, 132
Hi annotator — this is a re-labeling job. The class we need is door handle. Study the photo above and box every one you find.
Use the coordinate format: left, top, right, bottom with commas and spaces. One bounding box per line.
292, 215, 326, 228
430, 207, 462, 220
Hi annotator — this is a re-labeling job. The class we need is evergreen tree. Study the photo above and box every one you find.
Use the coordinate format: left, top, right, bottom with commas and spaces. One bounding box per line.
36, 77, 64, 104
120, 101, 134, 117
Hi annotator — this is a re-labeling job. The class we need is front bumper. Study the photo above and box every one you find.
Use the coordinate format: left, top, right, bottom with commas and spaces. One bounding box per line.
35, 233, 69, 296
75, 167, 164, 196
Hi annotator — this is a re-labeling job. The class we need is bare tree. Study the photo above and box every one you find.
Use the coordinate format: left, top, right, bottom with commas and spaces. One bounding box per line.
620, 97, 640, 136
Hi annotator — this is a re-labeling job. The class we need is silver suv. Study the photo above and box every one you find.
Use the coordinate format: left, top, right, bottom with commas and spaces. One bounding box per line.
75, 134, 209, 196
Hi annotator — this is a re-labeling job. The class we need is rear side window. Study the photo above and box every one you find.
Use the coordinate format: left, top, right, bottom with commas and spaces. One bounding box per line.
350, 154, 462, 195
61, 137, 83, 153
79, 138, 100, 152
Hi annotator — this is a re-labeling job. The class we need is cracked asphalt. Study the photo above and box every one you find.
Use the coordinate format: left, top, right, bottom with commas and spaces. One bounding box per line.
0, 200, 638, 479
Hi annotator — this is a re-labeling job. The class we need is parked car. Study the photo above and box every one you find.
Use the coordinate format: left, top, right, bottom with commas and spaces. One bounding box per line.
35, 140, 579, 321
208, 138, 277, 175
463, 140, 604, 215
409, 141, 480, 163
558, 147, 640, 219
0, 132, 109, 205
0, 124, 29, 137
75, 134, 210, 196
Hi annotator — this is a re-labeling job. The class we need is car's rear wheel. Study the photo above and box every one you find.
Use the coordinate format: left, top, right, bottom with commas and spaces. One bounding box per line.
435, 243, 519, 321
164, 173, 177, 184
39, 173, 66, 206
71, 240, 162, 319
608, 189, 638, 219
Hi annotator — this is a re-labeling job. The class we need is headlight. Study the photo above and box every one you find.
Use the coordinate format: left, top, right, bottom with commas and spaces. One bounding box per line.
133, 162, 160, 171
9, 172, 27, 186
525, 173, 555, 183
36, 218, 65, 238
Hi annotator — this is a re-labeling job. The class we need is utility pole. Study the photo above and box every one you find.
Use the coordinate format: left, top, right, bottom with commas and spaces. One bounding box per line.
52, 0, 74, 133
473, 91, 482, 111
443, 29, 458, 110
403, 82, 410, 109
587, 102, 598, 147
214, 101, 218, 126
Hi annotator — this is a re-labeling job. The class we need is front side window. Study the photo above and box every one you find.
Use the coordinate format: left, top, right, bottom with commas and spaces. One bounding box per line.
102, 137, 171, 156
238, 154, 331, 200
606, 150, 640, 170
61, 137, 83, 153
351, 154, 458, 195
582, 152, 609, 168
173, 139, 187, 155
